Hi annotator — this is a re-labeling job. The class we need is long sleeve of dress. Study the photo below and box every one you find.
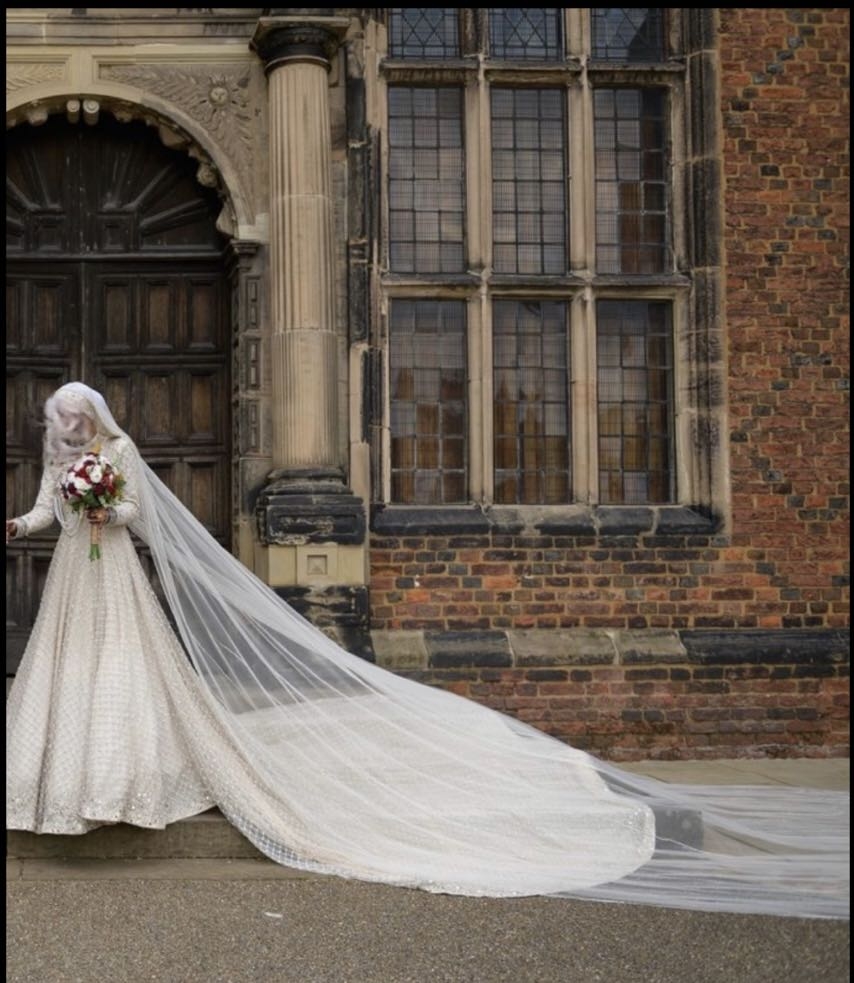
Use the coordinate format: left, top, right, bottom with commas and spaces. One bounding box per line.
12, 462, 62, 538
106, 437, 141, 528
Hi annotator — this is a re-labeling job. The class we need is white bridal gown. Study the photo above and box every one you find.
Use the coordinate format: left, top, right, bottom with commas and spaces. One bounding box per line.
7, 434, 215, 832
6, 434, 656, 894
7, 423, 849, 918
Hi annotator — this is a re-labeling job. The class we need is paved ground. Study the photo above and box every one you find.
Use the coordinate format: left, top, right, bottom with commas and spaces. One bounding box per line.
7, 759, 850, 983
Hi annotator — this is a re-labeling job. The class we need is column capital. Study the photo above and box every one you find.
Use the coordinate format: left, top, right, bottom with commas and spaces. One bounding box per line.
251, 15, 351, 74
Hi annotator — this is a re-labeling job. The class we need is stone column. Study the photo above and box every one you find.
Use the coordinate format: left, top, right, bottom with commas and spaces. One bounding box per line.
251, 15, 369, 654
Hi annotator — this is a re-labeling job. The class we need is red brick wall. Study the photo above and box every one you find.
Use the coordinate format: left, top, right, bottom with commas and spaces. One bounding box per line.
367, 9, 850, 758
391, 650, 850, 761
721, 6, 850, 631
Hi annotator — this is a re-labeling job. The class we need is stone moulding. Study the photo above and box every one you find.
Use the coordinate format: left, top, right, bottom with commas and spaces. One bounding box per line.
97, 61, 256, 201
369, 626, 851, 672
370, 504, 721, 538
6, 61, 67, 92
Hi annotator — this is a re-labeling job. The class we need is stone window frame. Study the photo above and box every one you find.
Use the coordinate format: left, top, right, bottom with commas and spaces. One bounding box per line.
366, 9, 726, 534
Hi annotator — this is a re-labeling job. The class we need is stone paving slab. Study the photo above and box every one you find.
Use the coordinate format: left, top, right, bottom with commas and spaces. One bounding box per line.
621, 756, 850, 789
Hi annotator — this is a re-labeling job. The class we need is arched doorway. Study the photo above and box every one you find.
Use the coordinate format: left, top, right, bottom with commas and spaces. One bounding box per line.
6, 113, 231, 673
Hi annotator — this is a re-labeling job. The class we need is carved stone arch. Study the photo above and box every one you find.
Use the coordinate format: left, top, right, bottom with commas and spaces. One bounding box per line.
6, 87, 257, 240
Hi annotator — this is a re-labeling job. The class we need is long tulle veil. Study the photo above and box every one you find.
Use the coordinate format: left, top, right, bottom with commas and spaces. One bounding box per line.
59, 383, 850, 919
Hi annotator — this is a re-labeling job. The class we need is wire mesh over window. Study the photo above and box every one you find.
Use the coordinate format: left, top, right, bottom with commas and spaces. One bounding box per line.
591, 8, 665, 62
390, 300, 468, 504
493, 300, 570, 504
489, 8, 563, 60
597, 300, 673, 504
389, 8, 461, 59
594, 88, 669, 274
388, 87, 466, 274
492, 88, 567, 275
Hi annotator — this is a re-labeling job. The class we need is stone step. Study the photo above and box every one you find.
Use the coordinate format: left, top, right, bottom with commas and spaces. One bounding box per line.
8, 801, 704, 862
7, 808, 265, 861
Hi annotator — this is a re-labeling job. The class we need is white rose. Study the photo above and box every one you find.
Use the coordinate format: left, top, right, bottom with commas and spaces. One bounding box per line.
89, 465, 104, 483
76, 476, 92, 492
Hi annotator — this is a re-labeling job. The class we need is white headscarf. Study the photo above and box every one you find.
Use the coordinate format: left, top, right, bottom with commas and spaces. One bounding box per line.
43, 382, 124, 466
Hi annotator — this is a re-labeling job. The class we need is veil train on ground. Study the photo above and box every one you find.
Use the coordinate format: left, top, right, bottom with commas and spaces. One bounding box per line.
8, 383, 851, 920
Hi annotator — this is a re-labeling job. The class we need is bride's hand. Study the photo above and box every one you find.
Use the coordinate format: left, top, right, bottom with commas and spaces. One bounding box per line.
86, 508, 109, 526
5, 519, 17, 543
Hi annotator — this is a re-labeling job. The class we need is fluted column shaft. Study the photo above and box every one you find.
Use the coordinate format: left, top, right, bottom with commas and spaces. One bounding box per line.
254, 22, 341, 473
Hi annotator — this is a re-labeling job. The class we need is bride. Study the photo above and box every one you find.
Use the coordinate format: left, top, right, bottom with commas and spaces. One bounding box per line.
6, 382, 849, 919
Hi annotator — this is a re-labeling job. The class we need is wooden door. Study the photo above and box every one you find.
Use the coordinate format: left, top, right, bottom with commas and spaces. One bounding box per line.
6, 114, 230, 673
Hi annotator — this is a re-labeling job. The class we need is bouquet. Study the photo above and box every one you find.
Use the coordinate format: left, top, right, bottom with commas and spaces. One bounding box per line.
60, 450, 125, 560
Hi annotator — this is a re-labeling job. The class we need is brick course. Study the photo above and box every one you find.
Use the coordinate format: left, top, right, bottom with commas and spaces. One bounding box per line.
371, 627, 849, 761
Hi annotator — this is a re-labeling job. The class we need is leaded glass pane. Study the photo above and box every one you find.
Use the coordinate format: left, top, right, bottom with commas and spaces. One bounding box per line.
591, 8, 665, 62
390, 300, 467, 504
389, 8, 460, 59
389, 87, 465, 273
489, 8, 563, 60
491, 89, 567, 274
594, 88, 670, 274
493, 300, 570, 504
597, 300, 673, 504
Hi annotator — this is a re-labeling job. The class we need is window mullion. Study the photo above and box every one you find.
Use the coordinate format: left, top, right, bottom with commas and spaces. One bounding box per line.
573, 289, 598, 504
467, 293, 486, 502
465, 66, 488, 274
672, 289, 690, 506
380, 309, 392, 503
570, 54, 597, 502
565, 7, 586, 60
474, 60, 494, 503
572, 58, 596, 274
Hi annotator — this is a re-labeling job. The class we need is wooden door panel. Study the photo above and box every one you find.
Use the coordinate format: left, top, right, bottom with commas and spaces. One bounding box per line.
138, 372, 183, 445
5, 549, 53, 636
187, 277, 222, 351
6, 383, 23, 446
187, 459, 227, 534
6, 366, 72, 515
139, 277, 181, 352
96, 213, 135, 254
6, 115, 228, 674
31, 277, 76, 355
7, 271, 79, 357
188, 370, 226, 444
6, 547, 54, 675
6, 278, 25, 353
6, 461, 32, 529
5, 369, 71, 448
6, 553, 27, 674
97, 276, 136, 353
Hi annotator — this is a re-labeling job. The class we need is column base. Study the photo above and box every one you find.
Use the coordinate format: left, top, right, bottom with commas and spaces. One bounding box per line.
256, 467, 366, 546
255, 468, 370, 650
